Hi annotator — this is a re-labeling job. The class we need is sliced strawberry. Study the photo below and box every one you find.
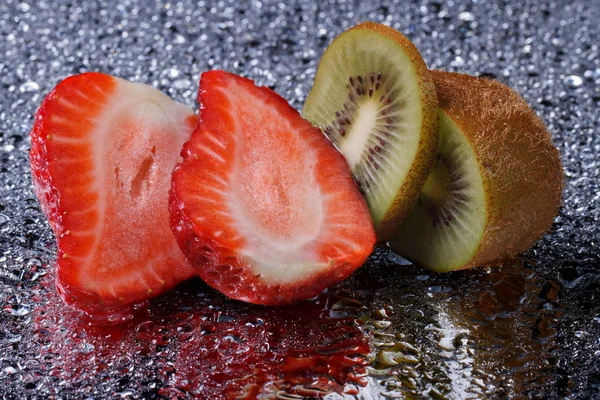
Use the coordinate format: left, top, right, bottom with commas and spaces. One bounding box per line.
170, 71, 376, 305
30, 72, 196, 315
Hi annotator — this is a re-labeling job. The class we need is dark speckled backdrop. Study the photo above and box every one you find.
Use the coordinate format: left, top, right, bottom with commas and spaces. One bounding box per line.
0, 0, 598, 398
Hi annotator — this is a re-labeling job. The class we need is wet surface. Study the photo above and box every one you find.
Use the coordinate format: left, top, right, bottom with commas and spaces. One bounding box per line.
28, 275, 370, 398
1, 0, 599, 398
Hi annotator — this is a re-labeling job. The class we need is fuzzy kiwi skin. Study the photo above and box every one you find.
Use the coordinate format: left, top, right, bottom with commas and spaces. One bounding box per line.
306, 22, 439, 242
430, 71, 563, 270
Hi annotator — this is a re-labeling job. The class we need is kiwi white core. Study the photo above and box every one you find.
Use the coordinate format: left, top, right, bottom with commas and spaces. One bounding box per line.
392, 111, 487, 272
303, 28, 424, 226
339, 100, 378, 168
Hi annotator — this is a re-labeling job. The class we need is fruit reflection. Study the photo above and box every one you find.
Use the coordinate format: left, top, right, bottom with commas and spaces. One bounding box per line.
360, 253, 562, 398
33, 274, 370, 399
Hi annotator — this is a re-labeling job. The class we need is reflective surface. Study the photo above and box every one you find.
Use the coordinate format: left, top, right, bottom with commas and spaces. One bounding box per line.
1, 0, 599, 398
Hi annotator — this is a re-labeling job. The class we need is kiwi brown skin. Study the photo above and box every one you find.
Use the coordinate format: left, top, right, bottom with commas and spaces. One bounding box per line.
312, 22, 439, 242
431, 70, 563, 270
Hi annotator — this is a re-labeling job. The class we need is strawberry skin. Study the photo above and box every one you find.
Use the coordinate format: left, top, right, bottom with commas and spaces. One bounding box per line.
30, 72, 196, 315
170, 71, 376, 305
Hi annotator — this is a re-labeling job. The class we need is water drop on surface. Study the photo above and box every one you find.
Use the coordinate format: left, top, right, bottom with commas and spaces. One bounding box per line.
4, 304, 31, 316
26, 258, 42, 268
164, 67, 181, 79
135, 320, 154, 332
172, 79, 192, 89
77, 342, 95, 354
458, 12, 474, 22
564, 75, 583, 88
451, 56, 466, 67
386, 251, 412, 265
19, 81, 40, 92
17, 2, 31, 12
3, 366, 17, 375
176, 322, 194, 333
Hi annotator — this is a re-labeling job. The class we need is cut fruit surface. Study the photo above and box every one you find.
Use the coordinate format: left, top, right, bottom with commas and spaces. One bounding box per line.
391, 71, 563, 272
30, 72, 196, 314
170, 71, 376, 305
392, 111, 487, 271
303, 22, 439, 242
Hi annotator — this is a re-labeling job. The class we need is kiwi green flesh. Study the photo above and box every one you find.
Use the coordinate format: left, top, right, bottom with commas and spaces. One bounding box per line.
303, 28, 424, 227
391, 111, 487, 272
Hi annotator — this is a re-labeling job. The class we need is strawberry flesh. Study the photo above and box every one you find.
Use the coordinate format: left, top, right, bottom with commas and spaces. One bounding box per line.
170, 71, 376, 305
30, 72, 196, 316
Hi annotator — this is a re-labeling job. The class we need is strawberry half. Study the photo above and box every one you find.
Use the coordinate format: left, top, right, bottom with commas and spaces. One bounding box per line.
170, 71, 376, 305
30, 72, 196, 315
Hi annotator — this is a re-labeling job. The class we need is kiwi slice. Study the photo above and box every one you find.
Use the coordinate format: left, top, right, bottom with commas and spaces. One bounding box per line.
391, 71, 563, 272
303, 22, 439, 242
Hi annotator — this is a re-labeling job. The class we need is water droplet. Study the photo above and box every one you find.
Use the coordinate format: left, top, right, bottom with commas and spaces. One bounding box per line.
17, 2, 30, 12
4, 304, 31, 316
373, 309, 390, 320
77, 342, 95, 354
458, 12, 474, 22
564, 75, 583, 88
19, 81, 40, 92
451, 56, 466, 67
3, 366, 17, 375
177, 322, 194, 333
294, 85, 304, 98
26, 258, 42, 268
386, 251, 412, 265
164, 67, 181, 79
172, 79, 191, 89
244, 318, 265, 328
374, 320, 392, 329
173, 34, 186, 44
135, 320, 155, 332
376, 350, 419, 367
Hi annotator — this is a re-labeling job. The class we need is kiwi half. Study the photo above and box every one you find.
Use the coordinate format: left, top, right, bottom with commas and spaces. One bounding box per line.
391, 71, 563, 272
303, 22, 439, 242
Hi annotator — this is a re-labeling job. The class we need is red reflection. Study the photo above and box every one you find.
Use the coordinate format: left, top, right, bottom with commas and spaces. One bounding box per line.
33, 274, 369, 399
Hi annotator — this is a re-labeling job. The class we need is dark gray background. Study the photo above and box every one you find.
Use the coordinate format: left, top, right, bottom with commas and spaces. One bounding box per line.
0, 0, 598, 398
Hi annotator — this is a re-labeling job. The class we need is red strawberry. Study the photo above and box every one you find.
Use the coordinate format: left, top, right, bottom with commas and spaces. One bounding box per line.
170, 71, 376, 305
30, 72, 196, 316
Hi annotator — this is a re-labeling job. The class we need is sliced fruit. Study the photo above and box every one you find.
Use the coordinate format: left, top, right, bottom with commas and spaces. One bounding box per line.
170, 71, 376, 305
303, 22, 439, 242
391, 71, 563, 272
30, 72, 196, 314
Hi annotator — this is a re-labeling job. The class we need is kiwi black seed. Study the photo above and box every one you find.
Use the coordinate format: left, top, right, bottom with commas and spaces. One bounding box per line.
303, 22, 439, 241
